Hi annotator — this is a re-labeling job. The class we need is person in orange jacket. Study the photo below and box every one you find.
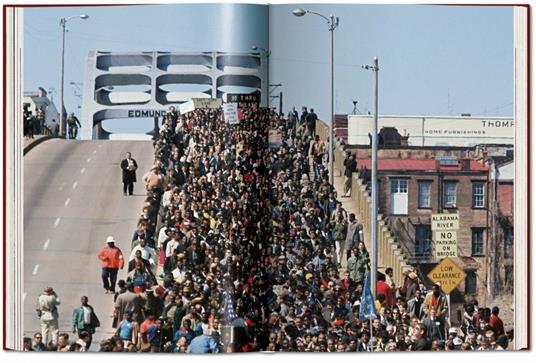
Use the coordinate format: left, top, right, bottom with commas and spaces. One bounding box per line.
98, 236, 125, 294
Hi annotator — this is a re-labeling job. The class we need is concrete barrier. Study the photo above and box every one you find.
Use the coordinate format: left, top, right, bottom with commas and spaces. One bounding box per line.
316, 119, 413, 286
23, 135, 59, 155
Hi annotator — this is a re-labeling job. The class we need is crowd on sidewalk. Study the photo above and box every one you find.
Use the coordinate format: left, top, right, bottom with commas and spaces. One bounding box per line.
27, 104, 510, 353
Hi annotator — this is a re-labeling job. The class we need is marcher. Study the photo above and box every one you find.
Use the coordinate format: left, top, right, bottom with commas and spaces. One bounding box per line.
36, 287, 61, 345
97, 236, 125, 293
67, 113, 82, 139
343, 152, 356, 197
121, 152, 138, 196
71, 296, 101, 350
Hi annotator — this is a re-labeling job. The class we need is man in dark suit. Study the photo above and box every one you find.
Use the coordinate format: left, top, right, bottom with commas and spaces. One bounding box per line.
121, 152, 138, 196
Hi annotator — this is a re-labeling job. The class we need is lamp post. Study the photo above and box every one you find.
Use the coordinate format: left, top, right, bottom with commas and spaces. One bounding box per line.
59, 14, 89, 138
292, 8, 339, 185
362, 57, 379, 298
252, 45, 270, 107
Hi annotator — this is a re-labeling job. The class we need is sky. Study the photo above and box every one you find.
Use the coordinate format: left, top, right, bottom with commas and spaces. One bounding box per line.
24, 3, 513, 134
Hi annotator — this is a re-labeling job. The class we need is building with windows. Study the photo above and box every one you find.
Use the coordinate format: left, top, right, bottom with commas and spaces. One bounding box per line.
23, 87, 61, 132
346, 125, 514, 311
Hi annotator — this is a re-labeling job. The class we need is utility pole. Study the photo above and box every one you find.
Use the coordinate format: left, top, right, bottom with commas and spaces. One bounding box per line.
362, 57, 379, 298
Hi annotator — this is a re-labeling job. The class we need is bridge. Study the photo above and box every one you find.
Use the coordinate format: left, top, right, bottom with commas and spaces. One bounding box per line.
23, 139, 154, 347
80, 51, 267, 140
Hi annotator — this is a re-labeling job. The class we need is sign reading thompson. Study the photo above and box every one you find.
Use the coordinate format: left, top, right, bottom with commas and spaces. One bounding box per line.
427, 257, 466, 294
431, 213, 459, 231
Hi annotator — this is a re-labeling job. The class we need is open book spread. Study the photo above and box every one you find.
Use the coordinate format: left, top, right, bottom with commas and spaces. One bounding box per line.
2, 1, 529, 354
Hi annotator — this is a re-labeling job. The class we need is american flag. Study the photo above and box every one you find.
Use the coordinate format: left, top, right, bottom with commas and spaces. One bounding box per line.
222, 290, 238, 322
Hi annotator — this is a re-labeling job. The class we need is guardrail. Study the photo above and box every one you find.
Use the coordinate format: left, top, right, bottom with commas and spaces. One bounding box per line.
316, 119, 413, 285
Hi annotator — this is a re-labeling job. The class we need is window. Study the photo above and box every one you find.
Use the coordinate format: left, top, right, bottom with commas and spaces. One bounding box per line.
418, 181, 432, 208
415, 225, 432, 256
465, 271, 477, 294
504, 226, 514, 258
390, 179, 408, 193
443, 181, 457, 208
471, 228, 485, 256
472, 182, 486, 208
390, 179, 408, 215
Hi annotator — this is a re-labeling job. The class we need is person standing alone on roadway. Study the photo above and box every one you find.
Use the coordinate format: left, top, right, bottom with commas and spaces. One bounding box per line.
121, 152, 138, 196
97, 236, 125, 294
36, 287, 61, 345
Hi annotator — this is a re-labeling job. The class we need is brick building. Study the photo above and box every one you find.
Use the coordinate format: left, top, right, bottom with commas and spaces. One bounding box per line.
351, 144, 514, 315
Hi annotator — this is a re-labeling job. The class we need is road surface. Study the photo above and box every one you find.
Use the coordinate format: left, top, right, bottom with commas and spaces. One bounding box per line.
23, 139, 154, 350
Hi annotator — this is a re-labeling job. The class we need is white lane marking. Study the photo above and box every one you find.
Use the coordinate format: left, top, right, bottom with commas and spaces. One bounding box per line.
53, 217, 61, 228
72, 181, 78, 189
93, 150, 97, 154
43, 239, 50, 250
64, 198, 71, 207
87, 157, 92, 162
80, 167, 85, 174
32, 264, 40, 275
23, 292, 27, 302
58, 182, 66, 191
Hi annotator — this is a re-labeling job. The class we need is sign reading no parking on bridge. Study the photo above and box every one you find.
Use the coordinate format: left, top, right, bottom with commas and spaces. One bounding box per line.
434, 230, 458, 258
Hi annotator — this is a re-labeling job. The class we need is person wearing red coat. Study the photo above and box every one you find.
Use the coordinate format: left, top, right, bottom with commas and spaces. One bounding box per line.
98, 236, 125, 294
377, 277, 394, 308
489, 306, 505, 337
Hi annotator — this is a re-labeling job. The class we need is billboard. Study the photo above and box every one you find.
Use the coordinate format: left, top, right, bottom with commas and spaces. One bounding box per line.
347, 115, 514, 147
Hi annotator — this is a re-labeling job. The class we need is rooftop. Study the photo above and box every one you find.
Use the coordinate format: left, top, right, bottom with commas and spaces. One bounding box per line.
356, 158, 488, 172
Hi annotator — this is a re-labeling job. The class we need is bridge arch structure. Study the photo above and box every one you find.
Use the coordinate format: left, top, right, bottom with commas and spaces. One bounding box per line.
81, 51, 267, 140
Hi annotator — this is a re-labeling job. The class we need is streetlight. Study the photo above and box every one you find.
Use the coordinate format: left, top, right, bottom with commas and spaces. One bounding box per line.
292, 8, 339, 185
252, 45, 271, 107
59, 14, 89, 138
362, 57, 380, 298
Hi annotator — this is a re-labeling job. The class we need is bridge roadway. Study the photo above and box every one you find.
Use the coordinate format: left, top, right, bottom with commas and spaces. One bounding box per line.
23, 139, 154, 350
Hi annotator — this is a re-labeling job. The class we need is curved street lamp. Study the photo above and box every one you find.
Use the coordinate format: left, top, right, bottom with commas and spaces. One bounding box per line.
292, 8, 339, 186
59, 14, 89, 138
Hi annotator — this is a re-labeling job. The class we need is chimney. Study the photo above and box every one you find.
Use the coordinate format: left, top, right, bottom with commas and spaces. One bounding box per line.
461, 159, 471, 171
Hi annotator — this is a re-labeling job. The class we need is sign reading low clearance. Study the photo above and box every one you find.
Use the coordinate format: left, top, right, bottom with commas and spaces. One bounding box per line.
435, 230, 458, 258
428, 257, 466, 294
431, 213, 459, 231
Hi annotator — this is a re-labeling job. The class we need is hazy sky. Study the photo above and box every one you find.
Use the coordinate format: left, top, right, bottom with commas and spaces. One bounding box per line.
24, 3, 513, 134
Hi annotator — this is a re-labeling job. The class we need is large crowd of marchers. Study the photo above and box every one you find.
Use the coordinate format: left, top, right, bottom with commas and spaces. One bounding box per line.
26, 105, 510, 353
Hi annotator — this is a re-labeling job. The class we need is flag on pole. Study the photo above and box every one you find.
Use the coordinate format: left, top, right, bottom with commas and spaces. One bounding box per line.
359, 271, 377, 321
221, 290, 238, 323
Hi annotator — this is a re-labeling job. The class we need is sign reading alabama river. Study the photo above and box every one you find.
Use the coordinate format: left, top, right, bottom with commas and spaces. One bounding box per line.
431, 213, 459, 231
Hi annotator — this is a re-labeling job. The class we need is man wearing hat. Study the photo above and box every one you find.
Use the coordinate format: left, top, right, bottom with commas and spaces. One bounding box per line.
36, 286, 61, 345
97, 236, 125, 294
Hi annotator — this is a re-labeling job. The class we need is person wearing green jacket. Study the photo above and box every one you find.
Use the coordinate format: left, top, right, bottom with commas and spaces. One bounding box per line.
332, 212, 348, 267
355, 241, 371, 284
71, 296, 100, 351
